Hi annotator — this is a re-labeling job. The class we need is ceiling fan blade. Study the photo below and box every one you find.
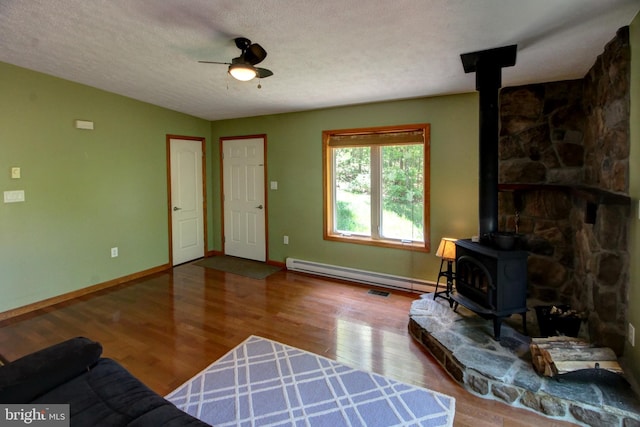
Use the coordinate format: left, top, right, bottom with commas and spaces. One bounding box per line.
255, 67, 273, 79
198, 60, 231, 65
244, 43, 267, 65
234, 37, 251, 50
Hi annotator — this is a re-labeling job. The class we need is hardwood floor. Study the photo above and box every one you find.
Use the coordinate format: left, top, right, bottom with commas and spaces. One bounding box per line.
0, 262, 576, 426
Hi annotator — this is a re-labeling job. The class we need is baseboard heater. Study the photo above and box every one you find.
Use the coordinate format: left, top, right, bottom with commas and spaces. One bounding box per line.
285, 258, 434, 293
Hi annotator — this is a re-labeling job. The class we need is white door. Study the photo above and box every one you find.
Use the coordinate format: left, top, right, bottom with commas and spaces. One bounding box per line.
170, 138, 205, 265
222, 137, 266, 262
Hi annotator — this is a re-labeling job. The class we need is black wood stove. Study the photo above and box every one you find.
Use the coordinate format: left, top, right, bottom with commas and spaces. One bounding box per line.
452, 239, 528, 339
448, 44, 529, 340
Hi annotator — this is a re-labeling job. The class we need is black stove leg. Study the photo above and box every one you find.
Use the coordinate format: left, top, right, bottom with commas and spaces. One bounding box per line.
493, 318, 502, 340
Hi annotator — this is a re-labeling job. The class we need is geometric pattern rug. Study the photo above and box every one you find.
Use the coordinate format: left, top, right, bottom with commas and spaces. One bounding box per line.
166, 336, 455, 427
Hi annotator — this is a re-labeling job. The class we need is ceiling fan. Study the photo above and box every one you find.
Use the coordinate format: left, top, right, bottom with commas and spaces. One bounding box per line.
199, 37, 273, 82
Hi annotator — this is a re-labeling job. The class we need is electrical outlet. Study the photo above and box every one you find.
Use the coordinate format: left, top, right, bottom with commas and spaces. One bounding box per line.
283, 236, 289, 245
111, 247, 118, 258
629, 323, 635, 347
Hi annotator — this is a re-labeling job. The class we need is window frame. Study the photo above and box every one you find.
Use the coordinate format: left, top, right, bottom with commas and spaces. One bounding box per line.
322, 123, 431, 252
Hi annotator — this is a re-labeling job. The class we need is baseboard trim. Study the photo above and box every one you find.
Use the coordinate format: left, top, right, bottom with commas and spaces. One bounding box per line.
0, 263, 171, 322
267, 260, 286, 269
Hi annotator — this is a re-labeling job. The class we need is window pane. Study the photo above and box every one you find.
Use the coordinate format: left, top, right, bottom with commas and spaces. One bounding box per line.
334, 147, 371, 235
380, 144, 424, 241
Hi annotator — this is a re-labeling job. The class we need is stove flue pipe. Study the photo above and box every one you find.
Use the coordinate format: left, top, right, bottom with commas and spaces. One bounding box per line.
461, 45, 517, 242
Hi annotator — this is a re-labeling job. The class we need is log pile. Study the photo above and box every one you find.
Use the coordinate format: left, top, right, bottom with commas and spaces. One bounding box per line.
530, 336, 622, 377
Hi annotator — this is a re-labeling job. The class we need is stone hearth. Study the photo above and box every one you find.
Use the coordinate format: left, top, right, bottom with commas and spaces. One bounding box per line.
409, 295, 640, 427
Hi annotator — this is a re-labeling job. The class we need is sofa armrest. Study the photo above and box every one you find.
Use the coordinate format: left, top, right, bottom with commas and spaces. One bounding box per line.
0, 336, 102, 403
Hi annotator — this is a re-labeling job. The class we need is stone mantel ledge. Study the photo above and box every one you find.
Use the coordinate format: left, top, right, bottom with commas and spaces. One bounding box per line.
498, 183, 631, 206
408, 295, 640, 427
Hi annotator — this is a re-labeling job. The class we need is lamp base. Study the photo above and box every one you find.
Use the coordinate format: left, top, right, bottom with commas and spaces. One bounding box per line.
433, 259, 455, 307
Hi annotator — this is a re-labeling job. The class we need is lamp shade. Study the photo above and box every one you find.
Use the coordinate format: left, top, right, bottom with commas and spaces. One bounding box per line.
436, 237, 457, 260
229, 63, 257, 81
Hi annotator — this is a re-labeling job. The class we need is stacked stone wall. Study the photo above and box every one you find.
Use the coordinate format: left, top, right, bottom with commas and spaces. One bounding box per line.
497, 27, 630, 353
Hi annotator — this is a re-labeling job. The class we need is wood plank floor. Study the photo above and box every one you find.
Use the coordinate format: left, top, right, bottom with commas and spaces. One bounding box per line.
0, 262, 576, 426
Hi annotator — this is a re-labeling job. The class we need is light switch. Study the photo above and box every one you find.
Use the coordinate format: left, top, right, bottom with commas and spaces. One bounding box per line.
270, 181, 278, 190
4, 190, 25, 203
75, 120, 94, 130
11, 167, 20, 179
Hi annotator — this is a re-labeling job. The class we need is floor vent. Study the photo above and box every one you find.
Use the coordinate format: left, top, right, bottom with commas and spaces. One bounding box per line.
368, 289, 390, 297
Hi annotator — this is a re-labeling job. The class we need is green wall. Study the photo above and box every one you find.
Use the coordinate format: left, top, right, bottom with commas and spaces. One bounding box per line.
209, 94, 480, 282
0, 62, 211, 313
0, 60, 481, 314
626, 13, 640, 386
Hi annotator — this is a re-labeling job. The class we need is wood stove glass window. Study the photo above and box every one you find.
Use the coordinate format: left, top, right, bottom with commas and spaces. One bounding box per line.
322, 124, 431, 252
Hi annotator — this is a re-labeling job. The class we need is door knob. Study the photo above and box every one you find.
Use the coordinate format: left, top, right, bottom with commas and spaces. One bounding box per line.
173, 207, 182, 211
255, 205, 263, 209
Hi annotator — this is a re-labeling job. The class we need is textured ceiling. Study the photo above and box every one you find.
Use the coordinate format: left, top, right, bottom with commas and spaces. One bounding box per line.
1, 0, 639, 121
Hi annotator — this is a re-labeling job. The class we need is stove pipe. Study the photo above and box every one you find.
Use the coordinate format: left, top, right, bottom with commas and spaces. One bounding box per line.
461, 45, 517, 241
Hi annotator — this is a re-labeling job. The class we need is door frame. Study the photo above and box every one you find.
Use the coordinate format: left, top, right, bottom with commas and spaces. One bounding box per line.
166, 134, 208, 266
220, 134, 268, 261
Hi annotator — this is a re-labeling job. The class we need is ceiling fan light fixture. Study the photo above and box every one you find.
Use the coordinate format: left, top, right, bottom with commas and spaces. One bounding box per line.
228, 63, 257, 81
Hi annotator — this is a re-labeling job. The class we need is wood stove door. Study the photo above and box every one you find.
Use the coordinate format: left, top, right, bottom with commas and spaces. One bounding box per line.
456, 255, 495, 310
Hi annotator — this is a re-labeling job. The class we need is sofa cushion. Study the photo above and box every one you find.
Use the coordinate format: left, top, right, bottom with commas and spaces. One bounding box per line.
33, 358, 210, 426
0, 337, 102, 403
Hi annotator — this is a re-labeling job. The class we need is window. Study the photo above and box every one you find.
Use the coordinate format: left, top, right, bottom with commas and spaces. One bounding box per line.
323, 124, 430, 252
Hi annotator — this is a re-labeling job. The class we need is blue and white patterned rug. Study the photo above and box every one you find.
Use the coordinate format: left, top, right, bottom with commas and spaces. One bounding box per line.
166, 335, 455, 426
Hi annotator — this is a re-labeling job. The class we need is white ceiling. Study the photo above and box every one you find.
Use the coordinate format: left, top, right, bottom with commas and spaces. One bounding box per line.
1, 0, 639, 121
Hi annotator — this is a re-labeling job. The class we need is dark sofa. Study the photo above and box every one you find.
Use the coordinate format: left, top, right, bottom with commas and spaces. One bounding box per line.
0, 337, 210, 426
